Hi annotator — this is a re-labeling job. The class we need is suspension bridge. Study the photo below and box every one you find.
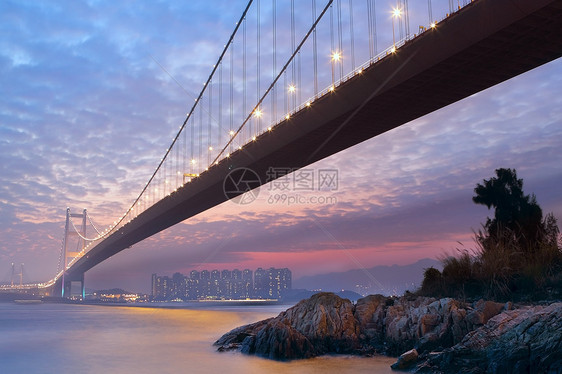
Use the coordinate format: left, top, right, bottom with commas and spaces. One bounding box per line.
2, 0, 561, 299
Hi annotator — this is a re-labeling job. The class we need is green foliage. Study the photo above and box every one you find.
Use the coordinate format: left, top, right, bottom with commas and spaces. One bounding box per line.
419, 267, 444, 297
473, 168, 544, 249
418, 168, 562, 301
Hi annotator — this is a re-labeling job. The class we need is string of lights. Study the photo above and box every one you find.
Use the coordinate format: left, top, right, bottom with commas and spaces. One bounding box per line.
32, 0, 473, 290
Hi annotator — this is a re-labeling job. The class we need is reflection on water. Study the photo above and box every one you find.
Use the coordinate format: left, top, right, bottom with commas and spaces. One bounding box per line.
0, 303, 395, 373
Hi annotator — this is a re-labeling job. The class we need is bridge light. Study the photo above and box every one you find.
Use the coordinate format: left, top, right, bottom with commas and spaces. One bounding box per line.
288, 84, 296, 93
229, 130, 235, 136
392, 7, 402, 18
330, 85, 335, 92
431, 22, 436, 28
331, 51, 341, 62
252, 136, 257, 141
191, 159, 196, 165
267, 126, 272, 131
306, 102, 311, 107
254, 108, 262, 118
285, 114, 290, 120
208, 146, 213, 151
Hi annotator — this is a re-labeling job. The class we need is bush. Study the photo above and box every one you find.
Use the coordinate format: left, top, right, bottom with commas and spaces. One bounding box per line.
418, 169, 562, 301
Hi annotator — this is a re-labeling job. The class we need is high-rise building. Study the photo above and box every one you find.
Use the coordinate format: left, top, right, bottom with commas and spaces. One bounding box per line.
152, 274, 173, 300
232, 269, 242, 280
221, 269, 231, 279
242, 269, 254, 298
267, 267, 292, 299
151, 273, 157, 298
211, 270, 220, 280
190, 270, 200, 280
254, 268, 267, 298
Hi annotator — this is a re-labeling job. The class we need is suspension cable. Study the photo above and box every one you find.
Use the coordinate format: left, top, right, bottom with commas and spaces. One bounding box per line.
98, 0, 255, 240
212, 0, 334, 165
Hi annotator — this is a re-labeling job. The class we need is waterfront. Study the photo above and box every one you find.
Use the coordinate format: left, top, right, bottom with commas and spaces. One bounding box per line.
0, 302, 395, 373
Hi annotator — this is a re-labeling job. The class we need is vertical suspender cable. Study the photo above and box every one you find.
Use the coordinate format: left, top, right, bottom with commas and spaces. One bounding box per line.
349, 0, 355, 70
373, 0, 377, 55
257, 0, 261, 133
208, 78, 212, 166
428, 0, 433, 25
218, 63, 222, 153
367, 0, 373, 59
230, 42, 234, 152
243, 17, 247, 140
199, 97, 203, 168
272, 0, 277, 124
190, 109, 194, 174
399, 0, 403, 40
291, 0, 296, 110
312, 0, 318, 96
337, 0, 343, 79
330, 2, 335, 85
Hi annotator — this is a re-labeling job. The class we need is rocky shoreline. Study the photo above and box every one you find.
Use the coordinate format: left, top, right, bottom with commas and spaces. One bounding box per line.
214, 292, 562, 373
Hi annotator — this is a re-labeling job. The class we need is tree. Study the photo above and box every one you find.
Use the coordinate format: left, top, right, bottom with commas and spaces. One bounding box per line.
473, 168, 543, 250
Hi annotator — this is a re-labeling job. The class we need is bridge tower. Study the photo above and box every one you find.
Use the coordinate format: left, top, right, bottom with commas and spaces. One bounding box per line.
61, 208, 87, 299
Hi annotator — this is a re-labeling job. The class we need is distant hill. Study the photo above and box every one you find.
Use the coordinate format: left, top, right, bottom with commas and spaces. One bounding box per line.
294, 258, 441, 296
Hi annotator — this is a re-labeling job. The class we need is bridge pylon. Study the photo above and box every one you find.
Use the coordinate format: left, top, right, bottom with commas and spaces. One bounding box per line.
61, 208, 87, 299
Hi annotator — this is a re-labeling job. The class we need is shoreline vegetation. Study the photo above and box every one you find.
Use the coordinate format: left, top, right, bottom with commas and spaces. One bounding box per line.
417, 168, 561, 303
216, 169, 562, 372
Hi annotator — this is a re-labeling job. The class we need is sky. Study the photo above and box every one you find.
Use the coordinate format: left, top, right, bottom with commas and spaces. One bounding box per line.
1, 0, 561, 293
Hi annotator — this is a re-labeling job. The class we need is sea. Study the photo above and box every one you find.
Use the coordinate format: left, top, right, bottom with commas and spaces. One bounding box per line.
0, 302, 395, 373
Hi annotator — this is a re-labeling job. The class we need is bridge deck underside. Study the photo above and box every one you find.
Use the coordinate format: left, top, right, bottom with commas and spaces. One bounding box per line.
56, 0, 562, 290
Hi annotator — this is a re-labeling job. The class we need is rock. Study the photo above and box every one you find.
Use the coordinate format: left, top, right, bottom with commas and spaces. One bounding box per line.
215, 292, 562, 373
475, 299, 506, 324
214, 317, 272, 350
215, 292, 361, 360
391, 348, 418, 370
251, 319, 315, 359
419, 313, 440, 336
417, 303, 562, 373
354, 294, 388, 343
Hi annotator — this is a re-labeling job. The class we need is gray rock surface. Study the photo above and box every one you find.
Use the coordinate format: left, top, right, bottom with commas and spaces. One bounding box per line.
391, 348, 418, 370
214, 292, 561, 372
416, 302, 562, 373
214, 292, 360, 359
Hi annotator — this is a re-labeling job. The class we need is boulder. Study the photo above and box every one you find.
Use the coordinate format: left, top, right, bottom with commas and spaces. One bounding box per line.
214, 292, 361, 360
418, 303, 562, 373
391, 348, 419, 370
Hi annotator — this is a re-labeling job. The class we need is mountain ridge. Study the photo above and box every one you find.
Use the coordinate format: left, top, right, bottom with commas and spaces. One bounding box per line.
294, 258, 441, 296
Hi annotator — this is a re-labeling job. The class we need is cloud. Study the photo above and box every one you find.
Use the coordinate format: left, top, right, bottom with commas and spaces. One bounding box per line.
1, 1, 561, 292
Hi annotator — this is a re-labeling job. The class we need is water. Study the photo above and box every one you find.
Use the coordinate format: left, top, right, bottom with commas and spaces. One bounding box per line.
0, 302, 395, 373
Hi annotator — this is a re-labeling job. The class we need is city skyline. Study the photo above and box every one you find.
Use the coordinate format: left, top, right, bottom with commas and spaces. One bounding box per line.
152, 267, 292, 300
1, 1, 562, 294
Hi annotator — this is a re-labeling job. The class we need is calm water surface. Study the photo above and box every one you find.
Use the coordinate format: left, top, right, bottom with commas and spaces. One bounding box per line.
0, 302, 395, 373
